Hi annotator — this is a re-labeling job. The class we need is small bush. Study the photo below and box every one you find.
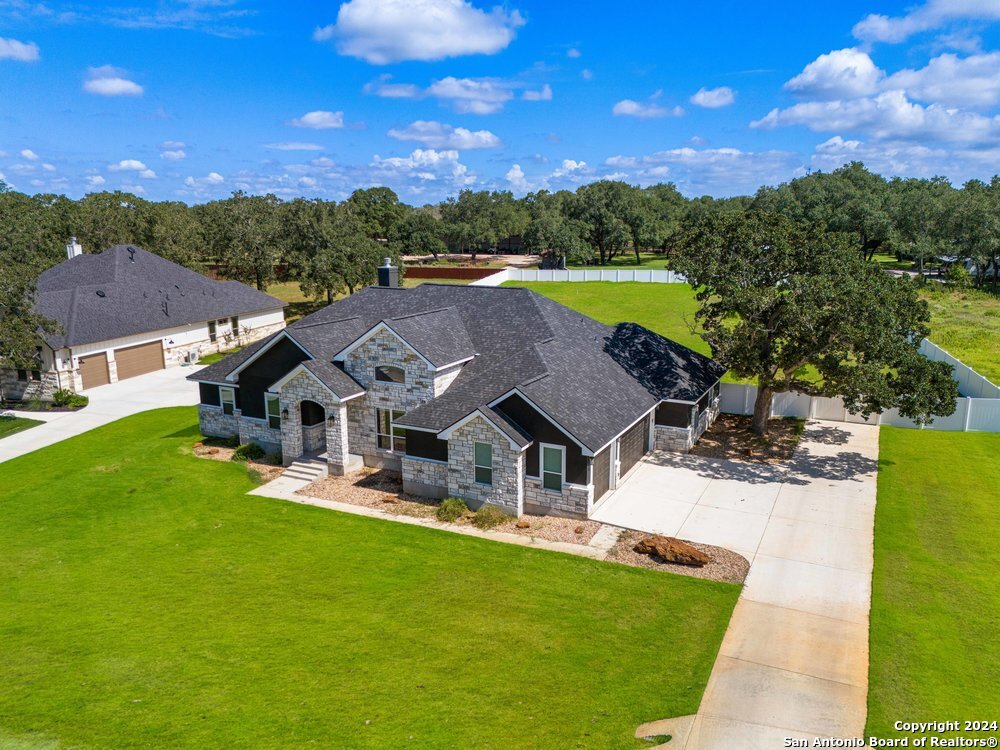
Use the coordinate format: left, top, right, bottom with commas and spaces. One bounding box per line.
53, 389, 89, 409
232, 443, 265, 462
436, 497, 469, 522
473, 504, 511, 530
944, 264, 971, 288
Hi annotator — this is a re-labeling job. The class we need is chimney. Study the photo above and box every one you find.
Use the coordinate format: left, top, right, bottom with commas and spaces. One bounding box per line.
377, 257, 399, 288
66, 237, 83, 260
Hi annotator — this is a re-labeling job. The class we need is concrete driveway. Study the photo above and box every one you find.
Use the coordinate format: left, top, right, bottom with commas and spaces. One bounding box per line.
607, 421, 880, 748
0, 365, 203, 464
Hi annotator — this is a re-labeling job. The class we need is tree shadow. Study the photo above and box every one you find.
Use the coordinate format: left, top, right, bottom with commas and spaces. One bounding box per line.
163, 424, 203, 439
800, 424, 852, 445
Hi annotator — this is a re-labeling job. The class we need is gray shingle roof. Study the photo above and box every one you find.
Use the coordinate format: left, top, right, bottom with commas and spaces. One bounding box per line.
36, 245, 285, 348
301, 360, 365, 400
193, 283, 726, 452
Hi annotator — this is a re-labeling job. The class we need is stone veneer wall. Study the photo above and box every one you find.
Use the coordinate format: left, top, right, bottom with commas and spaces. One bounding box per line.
654, 402, 720, 452
523, 477, 591, 519
0, 371, 61, 402
198, 404, 239, 438
343, 329, 438, 469
447, 415, 523, 516
275, 369, 354, 472
401, 456, 448, 499
302, 423, 326, 452
239, 418, 282, 452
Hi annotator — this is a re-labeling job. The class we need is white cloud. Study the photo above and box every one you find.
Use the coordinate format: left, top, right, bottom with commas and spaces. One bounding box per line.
42, 163, 56, 172
160, 149, 186, 160
811, 134, 999, 182
426, 76, 513, 114
581, 68, 593, 81
690, 86, 736, 108
567, 47, 581, 58
264, 142, 325, 151
0, 37, 40, 62
853, 0, 1000, 44
387, 120, 501, 149
885, 52, 1000, 107
108, 159, 149, 172
522, 83, 552, 101
84, 65, 143, 96
138, 169, 157, 179
86, 175, 106, 187
315, 0, 524, 64
363, 75, 422, 98
784, 48, 884, 99
20, 148, 39, 160
371, 148, 475, 188
612, 99, 684, 118
752, 89, 1000, 144
505, 163, 529, 191
184, 171, 225, 188
287, 110, 344, 129
160, 140, 185, 149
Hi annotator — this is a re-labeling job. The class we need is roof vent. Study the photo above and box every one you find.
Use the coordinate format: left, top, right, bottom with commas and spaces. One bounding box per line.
66, 237, 83, 260
96, 290, 106, 297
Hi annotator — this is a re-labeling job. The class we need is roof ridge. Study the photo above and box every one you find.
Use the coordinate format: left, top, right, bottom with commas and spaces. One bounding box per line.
389, 305, 456, 321
292, 315, 362, 330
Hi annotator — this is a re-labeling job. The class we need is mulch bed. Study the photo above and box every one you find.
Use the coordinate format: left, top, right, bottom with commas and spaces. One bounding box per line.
689, 413, 804, 464
606, 530, 749, 584
191, 440, 284, 483
0, 401, 85, 413
299, 468, 602, 544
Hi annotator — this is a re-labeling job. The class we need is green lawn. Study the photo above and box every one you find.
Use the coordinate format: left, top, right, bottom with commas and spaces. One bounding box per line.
568, 251, 670, 270
0, 407, 739, 749
0, 415, 43, 439
920, 286, 1000, 383
868, 429, 1000, 740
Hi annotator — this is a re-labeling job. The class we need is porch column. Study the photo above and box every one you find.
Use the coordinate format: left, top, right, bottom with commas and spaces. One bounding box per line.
280, 397, 302, 465
325, 402, 350, 475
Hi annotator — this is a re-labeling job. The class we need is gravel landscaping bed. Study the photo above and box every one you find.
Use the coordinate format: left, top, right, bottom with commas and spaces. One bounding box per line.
299, 468, 602, 544
192, 442, 284, 482
691, 413, 804, 464
606, 530, 749, 584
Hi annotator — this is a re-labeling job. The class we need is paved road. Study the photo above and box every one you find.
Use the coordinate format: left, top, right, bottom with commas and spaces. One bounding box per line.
0, 365, 203, 464
610, 421, 879, 749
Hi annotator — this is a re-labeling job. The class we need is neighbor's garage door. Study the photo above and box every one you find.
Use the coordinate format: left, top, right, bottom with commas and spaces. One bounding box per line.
617, 418, 649, 479
79, 352, 110, 389
114, 340, 165, 381
592, 446, 611, 503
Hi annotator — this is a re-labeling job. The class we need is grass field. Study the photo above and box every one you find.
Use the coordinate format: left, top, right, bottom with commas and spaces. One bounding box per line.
867, 429, 1000, 740
568, 251, 670, 270
919, 286, 1000, 382
0, 415, 43, 439
0, 407, 739, 749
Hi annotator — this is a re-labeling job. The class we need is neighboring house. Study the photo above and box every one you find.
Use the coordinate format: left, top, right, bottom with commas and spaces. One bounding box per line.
1, 240, 286, 401
190, 263, 725, 520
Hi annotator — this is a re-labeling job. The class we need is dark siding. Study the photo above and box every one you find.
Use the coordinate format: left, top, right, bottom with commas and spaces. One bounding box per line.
656, 401, 692, 427
199, 382, 220, 406
494, 394, 587, 485
406, 430, 449, 462
618, 418, 649, 478
593, 445, 611, 502
238, 337, 309, 419
697, 390, 711, 412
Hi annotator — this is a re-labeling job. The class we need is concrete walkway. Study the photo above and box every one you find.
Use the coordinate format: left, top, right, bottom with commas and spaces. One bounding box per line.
0, 365, 203, 464
639, 420, 879, 749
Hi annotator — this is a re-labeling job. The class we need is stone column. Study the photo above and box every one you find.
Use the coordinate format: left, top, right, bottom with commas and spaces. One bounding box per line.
326, 402, 350, 475
280, 397, 302, 465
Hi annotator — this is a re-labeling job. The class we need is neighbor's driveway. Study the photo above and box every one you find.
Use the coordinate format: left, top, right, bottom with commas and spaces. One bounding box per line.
0, 365, 203, 464
601, 421, 879, 748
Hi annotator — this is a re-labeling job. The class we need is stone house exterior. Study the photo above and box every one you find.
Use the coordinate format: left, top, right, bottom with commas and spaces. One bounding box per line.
191, 269, 725, 520
1, 241, 285, 401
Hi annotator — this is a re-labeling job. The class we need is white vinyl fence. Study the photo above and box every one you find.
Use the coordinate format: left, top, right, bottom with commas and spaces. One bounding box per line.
471, 268, 686, 285
918, 339, 1000, 399
720, 383, 1000, 432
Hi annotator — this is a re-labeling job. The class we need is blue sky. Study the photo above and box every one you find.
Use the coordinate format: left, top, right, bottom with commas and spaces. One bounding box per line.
1, 0, 999, 204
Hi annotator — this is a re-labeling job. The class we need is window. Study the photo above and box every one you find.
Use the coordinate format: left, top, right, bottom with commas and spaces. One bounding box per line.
208, 320, 217, 343
474, 442, 493, 485
16, 369, 27, 382
230, 316, 239, 331
376, 408, 406, 452
541, 444, 565, 491
265, 394, 281, 430
374, 365, 406, 384
30, 370, 41, 381
219, 386, 236, 415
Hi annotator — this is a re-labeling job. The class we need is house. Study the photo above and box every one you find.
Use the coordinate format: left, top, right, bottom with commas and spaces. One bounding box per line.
190, 262, 725, 519
1, 240, 286, 401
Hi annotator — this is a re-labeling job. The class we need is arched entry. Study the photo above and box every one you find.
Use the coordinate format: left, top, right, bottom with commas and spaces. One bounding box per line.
300, 399, 326, 454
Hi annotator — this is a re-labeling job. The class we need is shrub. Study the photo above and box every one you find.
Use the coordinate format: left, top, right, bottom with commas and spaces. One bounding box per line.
52, 389, 89, 409
473, 503, 511, 530
436, 497, 469, 522
231, 443, 265, 462
944, 264, 971, 288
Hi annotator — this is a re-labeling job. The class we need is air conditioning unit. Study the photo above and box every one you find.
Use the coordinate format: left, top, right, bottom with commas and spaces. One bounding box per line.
184, 350, 199, 365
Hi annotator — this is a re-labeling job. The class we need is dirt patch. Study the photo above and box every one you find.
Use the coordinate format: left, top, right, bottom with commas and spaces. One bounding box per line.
606, 530, 749, 584
690, 413, 804, 464
192, 440, 284, 483
299, 468, 602, 544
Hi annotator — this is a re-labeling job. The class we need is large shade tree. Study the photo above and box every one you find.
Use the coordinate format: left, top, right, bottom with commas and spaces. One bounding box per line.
672, 209, 959, 435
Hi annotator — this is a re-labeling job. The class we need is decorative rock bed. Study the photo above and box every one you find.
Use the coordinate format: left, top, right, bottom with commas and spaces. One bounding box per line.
607, 530, 749, 584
